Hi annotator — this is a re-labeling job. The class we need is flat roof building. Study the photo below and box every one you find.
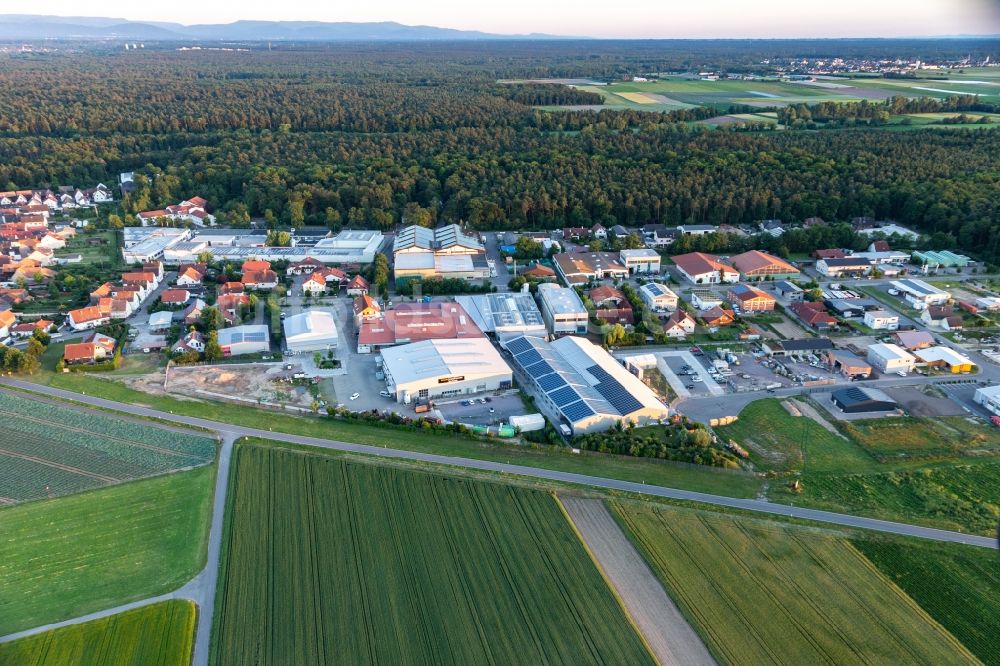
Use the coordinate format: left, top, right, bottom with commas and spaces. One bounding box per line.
454, 292, 547, 345
890, 279, 950, 309
619, 248, 661, 274
380, 338, 513, 403
218, 325, 270, 357
537, 284, 588, 336
867, 343, 916, 373
356, 302, 483, 354
912, 346, 976, 373
973, 385, 1000, 416
506, 334, 669, 434
283, 310, 339, 354
552, 251, 629, 284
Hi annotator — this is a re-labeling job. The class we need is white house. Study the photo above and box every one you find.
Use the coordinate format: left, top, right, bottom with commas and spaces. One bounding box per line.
863, 310, 899, 330
663, 310, 696, 338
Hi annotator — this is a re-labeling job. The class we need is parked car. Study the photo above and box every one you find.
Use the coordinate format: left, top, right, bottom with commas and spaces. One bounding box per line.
379, 390, 392, 398
350, 392, 360, 400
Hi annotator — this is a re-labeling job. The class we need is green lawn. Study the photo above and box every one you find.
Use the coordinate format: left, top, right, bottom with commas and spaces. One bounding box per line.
853, 538, 1000, 665
56, 230, 122, 267
0, 600, 195, 666
841, 415, 1000, 459
613, 502, 976, 665
22, 373, 762, 498
211, 442, 653, 664
0, 466, 214, 635
715, 398, 1000, 534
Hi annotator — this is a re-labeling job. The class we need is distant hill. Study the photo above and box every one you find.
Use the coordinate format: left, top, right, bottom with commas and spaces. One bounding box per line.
0, 15, 574, 41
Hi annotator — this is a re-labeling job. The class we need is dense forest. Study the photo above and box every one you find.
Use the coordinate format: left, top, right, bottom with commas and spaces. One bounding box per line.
0, 42, 998, 261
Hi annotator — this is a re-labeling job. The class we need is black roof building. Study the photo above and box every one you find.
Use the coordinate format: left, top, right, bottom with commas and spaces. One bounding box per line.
831, 387, 898, 413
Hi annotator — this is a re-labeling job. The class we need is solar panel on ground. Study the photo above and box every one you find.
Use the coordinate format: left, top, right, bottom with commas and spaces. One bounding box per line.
536, 373, 567, 392
506, 337, 533, 355
561, 400, 596, 422
525, 360, 555, 377
549, 385, 581, 408
515, 348, 543, 367
588, 365, 644, 415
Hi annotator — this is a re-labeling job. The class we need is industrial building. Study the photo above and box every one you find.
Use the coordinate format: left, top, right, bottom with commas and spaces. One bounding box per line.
217, 325, 270, 357
283, 310, 340, 354
762, 338, 835, 357
380, 338, 513, 404
912, 346, 976, 373
671, 252, 739, 284
973, 385, 1000, 416
912, 249, 971, 268
773, 280, 803, 301
816, 257, 873, 278
890, 279, 950, 309
867, 343, 916, 374
454, 292, 547, 345
121, 227, 192, 263
831, 387, 899, 413
638, 282, 678, 312
727, 284, 776, 313
505, 334, 669, 434
552, 251, 629, 284
863, 310, 899, 330
730, 250, 800, 281
392, 224, 488, 282
150, 228, 383, 265
619, 248, 661, 274
826, 351, 872, 379
356, 302, 483, 354
537, 283, 588, 336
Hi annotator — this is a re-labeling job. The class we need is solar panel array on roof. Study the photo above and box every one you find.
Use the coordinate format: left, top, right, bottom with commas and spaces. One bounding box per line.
549, 385, 582, 408
562, 401, 596, 422
588, 364, 643, 415
516, 348, 542, 366
245, 331, 267, 342
525, 359, 555, 377
537, 372, 567, 392
506, 336, 533, 355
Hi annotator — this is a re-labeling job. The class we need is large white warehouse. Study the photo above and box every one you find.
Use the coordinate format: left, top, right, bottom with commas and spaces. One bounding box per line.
283, 310, 340, 354
380, 338, 513, 403
506, 334, 669, 435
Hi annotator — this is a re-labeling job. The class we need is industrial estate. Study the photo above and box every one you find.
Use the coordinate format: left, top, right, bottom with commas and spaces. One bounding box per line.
0, 21, 997, 666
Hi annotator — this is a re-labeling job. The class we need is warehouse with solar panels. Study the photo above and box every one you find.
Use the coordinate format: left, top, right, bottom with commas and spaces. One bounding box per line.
505, 334, 669, 434
217, 324, 270, 356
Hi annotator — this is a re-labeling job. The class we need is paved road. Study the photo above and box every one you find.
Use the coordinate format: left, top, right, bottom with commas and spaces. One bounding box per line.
561, 497, 715, 666
3, 379, 995, 550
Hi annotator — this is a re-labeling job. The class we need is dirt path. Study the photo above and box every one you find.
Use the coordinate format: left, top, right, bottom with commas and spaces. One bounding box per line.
560, 496, 715, 666
789, 398, 847, 439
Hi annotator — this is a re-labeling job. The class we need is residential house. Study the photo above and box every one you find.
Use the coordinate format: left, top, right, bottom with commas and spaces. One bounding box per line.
677, 224, 716, 236
286, 257, 327, 276
67, 305, 111, 331
241, 267, 279, 290
921, 305, 963, 331
562, 226, 591, 241
702, 306, 735, 327
589, 285, 634, 325
173, 330, 206, 354
641, 224, 676, 248
159, 289, 191, 307
0, 309, 15, 338
219, 281, 244, 296
591, 223, 607, 240
10, 319, 51, 338
63, 342, 104, 366
863, 310, 899, 330
727, 284, 776, 313
638, 282, 678, 312
790, 301, 838, 331
520, 263, 557, 282
176, 264, 206, 286
217, 293, 251, 325
302, 267, 348, 295
182, 298, 207, 326
671, 252, 739, 285
346, 275, 370, 297
352, 294, 382, 326
663, 310, 696, 338
758, 219, 785, 237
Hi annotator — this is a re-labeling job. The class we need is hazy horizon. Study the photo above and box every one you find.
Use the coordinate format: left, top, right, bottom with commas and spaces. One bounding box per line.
13, 0, 1000, 39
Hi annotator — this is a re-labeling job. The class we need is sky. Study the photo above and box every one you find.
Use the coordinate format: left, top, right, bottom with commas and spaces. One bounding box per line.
22, 0, 1000, 38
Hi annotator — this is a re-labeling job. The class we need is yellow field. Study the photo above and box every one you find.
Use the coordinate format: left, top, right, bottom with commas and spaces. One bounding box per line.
616, 92, 660, 104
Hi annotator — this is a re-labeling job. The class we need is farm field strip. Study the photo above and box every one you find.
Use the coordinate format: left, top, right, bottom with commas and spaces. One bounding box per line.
0, 466, 214, 636
0, 389, 215, 504
0, 600, 195, 666
211, 443, 654, 665
853, 539, 1000, 665
613, 504, 977, 665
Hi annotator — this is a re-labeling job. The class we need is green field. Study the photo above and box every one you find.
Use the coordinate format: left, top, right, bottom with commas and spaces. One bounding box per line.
211, 442, 654, 664
0, 600, 195, 666
853, 538, 1000, 666
614, 503, 976, 665
714, 398, 1000, 534
841, 415, 1000, 459
55, 229, 122, 267
0, 389, 215, 504
17, 375, 762, 497
0, 466, 213, 635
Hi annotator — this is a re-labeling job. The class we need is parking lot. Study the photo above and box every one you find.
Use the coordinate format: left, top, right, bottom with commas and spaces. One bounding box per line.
436, 393, 526, 426
653, 350, 726, 398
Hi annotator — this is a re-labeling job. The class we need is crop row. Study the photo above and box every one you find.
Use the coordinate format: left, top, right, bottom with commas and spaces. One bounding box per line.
0, 452, 102, 503
211, 444, 651, 665
0, 392, 215, 458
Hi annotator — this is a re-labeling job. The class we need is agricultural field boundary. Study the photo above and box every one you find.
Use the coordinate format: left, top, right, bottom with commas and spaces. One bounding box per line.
1, 377, 996, 550
559, 496, 715, 666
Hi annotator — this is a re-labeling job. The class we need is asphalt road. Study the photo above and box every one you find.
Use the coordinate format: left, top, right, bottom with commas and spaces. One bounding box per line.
3, 378, 995, 550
